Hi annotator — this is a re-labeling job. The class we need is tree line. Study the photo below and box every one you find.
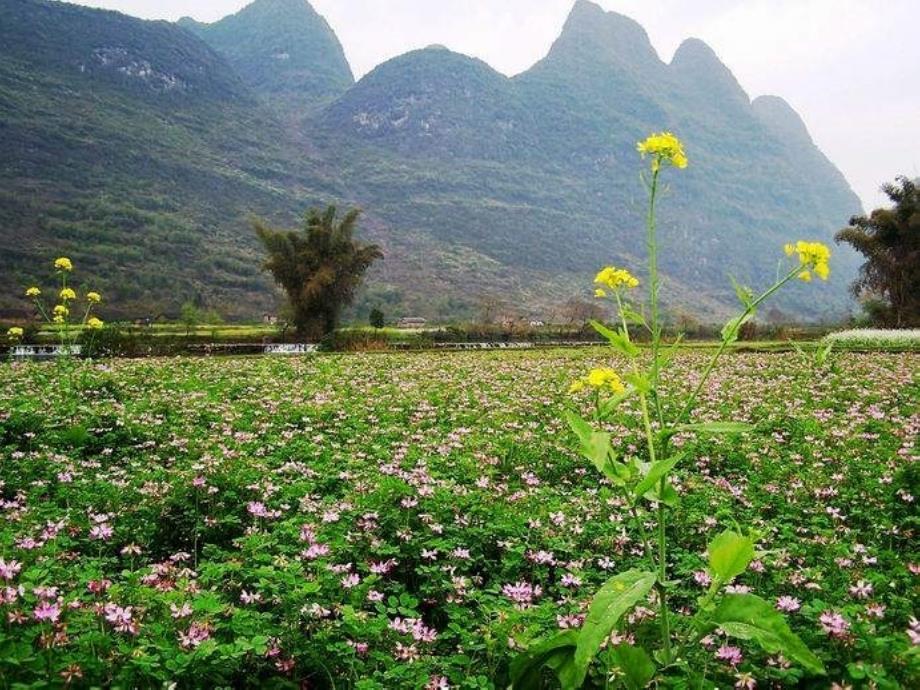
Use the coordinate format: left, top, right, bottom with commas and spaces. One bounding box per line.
255, 178, 917, 340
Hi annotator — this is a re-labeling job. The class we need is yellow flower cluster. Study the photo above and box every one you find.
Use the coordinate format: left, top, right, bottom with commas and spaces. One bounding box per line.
54, 257, 73, 272
594, 267, 640, 296
784, 241, 831, 281
7, 327, 23, 339
636, 132, 688, 171
570, 368, 626, 395
15, 256, 104, 342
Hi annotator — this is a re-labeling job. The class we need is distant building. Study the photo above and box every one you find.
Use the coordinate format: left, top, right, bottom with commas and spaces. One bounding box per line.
529, 320, 546, 327
396, 317, 427, 329
262, 313, 278, 325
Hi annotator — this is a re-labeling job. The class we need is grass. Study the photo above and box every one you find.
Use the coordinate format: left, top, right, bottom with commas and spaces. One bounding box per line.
0, 348, 917, 688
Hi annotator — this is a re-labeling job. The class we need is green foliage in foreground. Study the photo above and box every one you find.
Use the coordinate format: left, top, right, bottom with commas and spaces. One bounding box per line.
0, 349, 917, 688
512, 134, 838, 689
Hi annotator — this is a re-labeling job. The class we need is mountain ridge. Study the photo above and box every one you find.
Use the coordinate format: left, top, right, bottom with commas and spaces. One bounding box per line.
0, 0, 863, 323
178, 0, 354, 114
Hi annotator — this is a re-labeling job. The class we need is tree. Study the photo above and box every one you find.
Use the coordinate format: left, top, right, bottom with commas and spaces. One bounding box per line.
369, 307, 385, 330
835, 176, 919, 326
254, 206, 383, 338
180, 301, 200, 337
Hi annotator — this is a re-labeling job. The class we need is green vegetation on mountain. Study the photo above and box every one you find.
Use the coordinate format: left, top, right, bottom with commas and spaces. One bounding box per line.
316, 0, 863, 320
0, 0, 344, 320
178, 0, 353, 116
0, 0, 864, 324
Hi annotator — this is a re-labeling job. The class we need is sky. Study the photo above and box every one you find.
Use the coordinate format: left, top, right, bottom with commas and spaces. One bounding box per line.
70, 0, 920, 211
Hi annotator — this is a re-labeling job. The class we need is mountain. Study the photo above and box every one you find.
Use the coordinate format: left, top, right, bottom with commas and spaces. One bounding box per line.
178, 0, 353, 115
315, 0, 862, 318
0, 0, 344, 319
0, 0, 863, 323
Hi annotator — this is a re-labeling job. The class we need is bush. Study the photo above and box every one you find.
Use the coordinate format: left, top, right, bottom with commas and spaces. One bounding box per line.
823, 329, 920, 350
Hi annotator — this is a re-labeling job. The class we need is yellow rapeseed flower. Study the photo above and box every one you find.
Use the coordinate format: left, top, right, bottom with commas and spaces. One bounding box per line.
571, 368, 626, 395
594, 288, 607, 299
60, 288, 76, 301
54, 257, 73, 272
7, 327, 23, 339
53, 304, 69, 318
25, 286, 41, 298
53, 315, 64, 324
86, 291, 102, 303
86, 317, 104, 330
785, 241, 831, 281
637, 132, 688, 171
595, 266, 640, 291
587, 368, 626, 394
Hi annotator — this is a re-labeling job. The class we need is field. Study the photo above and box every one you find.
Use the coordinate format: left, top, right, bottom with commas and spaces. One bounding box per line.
0, 349, 917, 688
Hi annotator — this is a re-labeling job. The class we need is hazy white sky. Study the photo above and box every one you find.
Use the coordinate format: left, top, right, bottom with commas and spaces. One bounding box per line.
70, 0, 919, 211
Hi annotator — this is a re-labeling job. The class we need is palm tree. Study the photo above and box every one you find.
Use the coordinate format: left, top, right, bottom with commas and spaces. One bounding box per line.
835, 177, 919, 327
254, 206, 383, 338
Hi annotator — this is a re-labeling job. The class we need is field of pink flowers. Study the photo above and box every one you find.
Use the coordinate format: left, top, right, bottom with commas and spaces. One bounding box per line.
0, 350, 917, 688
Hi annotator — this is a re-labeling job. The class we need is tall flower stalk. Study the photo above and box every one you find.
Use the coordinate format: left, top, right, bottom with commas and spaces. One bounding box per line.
11, 257, 105, 355
511, 133, 830, 689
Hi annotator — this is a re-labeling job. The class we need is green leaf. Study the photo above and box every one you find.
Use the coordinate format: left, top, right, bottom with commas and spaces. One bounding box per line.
620, 307, 648, 329
707, 530, 755, 583
713, 594, 825, 675
591, 320, 640, 358
624, 372, 651, 394
566, 411, 614, 477
545, 645, 581, 690
603, 459, 634, 486
634, 455, 681, 500
598, 389, 633, 418
510, 630, 579, 690
642, 479, 679, 507
721, 311, 755, 344
610, 644, 656, 690
730, 276, 755, 308
573, 570, 657, 685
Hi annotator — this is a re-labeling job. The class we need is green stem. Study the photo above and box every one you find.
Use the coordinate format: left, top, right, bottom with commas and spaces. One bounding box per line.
639, 161, 675, 661
613, 293, 659, 576
620, 490, 655, 567
638, 389, 672, 660
645, 167, 665, 426
675, 579, 724, 660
